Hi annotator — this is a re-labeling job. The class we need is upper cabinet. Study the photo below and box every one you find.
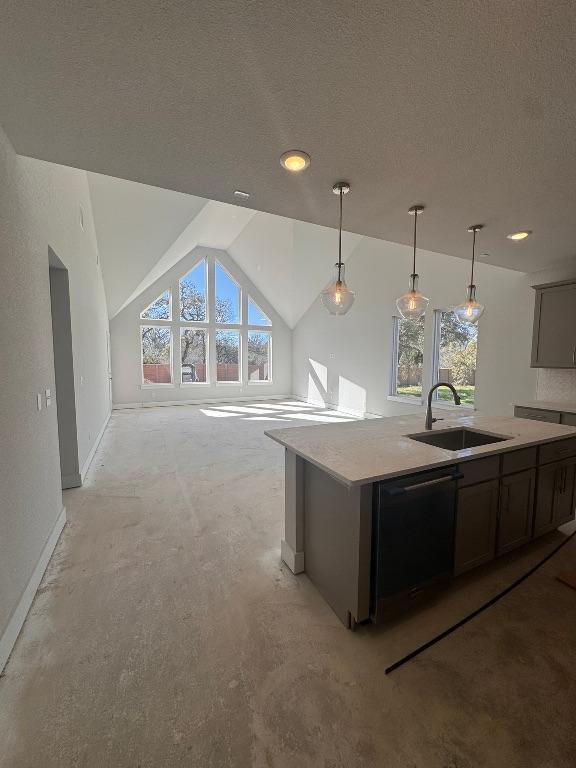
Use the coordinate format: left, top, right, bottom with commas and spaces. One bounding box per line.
531, 280, 576, 368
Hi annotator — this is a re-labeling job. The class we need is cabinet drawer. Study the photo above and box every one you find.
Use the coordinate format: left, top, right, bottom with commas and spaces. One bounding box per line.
561, 412, 576, 427
458, 456, 500, 487
514, 406, 561, 423
539, 438, 576, 465
501, 447, 537, 475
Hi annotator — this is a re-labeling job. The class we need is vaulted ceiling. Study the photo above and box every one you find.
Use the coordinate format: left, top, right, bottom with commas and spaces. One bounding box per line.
2, 1, 576, 275
89, 172, 361, 327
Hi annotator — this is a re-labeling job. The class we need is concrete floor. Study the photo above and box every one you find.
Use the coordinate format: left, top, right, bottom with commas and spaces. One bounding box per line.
1, 401, 575, 767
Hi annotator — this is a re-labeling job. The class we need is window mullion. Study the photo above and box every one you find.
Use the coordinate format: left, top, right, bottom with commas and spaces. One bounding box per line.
207, 253, 217, 384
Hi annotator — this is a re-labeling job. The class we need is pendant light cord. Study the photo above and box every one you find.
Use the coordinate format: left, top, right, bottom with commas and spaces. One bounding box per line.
337, 187, 343, 283
470, 227, 476, 287
412, 209, 418, 277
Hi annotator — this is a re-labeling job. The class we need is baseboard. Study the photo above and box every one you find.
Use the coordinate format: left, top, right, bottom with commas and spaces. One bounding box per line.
61, 473, 82, 489
291, 394, 368, 419
0, 506, 66, 673
80, 410, 111, 483
113, 393, 293, 410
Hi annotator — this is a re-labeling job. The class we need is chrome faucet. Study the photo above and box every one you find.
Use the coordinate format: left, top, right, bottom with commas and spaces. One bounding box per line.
425, 382, 461, 430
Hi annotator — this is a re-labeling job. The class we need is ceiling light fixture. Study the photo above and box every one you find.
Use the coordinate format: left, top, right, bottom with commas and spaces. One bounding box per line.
454, 224, 485, 325
396, 205, 428, 320
320, 182, 355, 315
507, 230, 531, 241
280, 150, 311, 173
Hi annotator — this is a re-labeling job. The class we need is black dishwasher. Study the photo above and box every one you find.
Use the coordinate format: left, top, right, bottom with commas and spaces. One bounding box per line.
371, 466, 460, 620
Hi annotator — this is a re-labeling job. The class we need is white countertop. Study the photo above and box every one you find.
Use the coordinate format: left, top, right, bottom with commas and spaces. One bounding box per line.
266, 413, 576, 487
514, 400, 576, 414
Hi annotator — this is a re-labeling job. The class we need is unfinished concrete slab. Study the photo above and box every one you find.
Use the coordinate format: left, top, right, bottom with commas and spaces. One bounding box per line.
0, 402, 575, 767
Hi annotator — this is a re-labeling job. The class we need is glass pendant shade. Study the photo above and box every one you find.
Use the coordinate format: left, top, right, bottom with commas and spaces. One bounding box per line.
454, 224, 485, 325
396, 204, 428, 320
396, 273, 429, 320
453, 284, 485, 325
321, 263, 355, 315
321, 181, 355, 316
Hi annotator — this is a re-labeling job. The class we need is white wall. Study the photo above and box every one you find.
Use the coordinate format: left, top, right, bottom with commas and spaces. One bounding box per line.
110, 246, 292, 406
0, 125, 110, 668
293, 235, 537, 418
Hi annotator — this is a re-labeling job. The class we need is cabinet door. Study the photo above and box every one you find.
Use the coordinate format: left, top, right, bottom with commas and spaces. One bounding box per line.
531, 283, 576, 368
534, 463, 558, 537
497, 470, 535, 554
553, 460, 576, 527
455, 480, 499, 575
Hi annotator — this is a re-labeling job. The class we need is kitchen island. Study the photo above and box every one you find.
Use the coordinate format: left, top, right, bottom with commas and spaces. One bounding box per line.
266, 413, 576, 627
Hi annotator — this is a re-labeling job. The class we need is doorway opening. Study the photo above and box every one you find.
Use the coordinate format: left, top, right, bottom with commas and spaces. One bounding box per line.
48, 247, 81, 488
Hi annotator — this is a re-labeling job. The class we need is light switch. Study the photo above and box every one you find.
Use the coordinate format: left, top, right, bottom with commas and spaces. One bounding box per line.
45, 388, 51, 398
37, 393, 43, 411
46, 397, 52, 407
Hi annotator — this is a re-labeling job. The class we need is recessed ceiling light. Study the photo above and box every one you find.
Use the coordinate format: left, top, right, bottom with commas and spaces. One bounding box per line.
280, 150, 311, 173
507, 230, 532, 241
234, 190, 250, 199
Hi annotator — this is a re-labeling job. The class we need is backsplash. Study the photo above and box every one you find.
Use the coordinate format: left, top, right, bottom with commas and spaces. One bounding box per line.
536, 369, 576, 402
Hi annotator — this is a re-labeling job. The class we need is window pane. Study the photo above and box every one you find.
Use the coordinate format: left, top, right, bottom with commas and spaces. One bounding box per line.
180, 260, 207, 321
216, 330, 240, 381
215, 262, 240, 324
141, 326, 171, 384
181, 328, 207, 383
437, 311, 478, 405
248, 297, 271, 326
141, 290, 171, 320
248, 331, 271, 381
395, 316, 425, 398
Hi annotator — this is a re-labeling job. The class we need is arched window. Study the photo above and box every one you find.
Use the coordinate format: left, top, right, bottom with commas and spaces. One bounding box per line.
139, 253, 273, 386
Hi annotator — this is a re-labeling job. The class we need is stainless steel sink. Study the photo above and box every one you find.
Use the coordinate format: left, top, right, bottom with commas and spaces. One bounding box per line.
406, 428, 510, 451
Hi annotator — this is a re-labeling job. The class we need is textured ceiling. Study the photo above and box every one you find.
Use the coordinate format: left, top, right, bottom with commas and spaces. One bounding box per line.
3, 1, 576, 273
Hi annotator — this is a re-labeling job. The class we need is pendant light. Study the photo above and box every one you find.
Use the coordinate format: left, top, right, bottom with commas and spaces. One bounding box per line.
396, 205, 429, 320
454, 224, 485, 325
320, 182, 355, 315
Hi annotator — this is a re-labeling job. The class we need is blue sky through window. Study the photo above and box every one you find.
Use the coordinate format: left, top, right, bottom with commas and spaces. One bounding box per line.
248, 297, 271, 326
141, 290, 171, 320
180, 260, 206, 321
215, 262, 240, 323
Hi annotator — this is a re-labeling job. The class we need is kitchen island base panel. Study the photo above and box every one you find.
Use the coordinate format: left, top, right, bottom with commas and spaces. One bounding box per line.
304, 461, 372, 626
282, 450, 305, 574
280, 539, 304, 574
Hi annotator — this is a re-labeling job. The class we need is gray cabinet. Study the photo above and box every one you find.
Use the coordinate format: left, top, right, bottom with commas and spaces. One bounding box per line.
497, 470, 535, 554
514, 406, 576, 426
534, 457, 576, 537
531, 280, 576, 368
454, 479, 499, 575
514, 406, 561, 423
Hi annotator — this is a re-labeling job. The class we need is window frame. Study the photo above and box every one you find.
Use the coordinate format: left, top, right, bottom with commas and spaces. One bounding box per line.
137, 252, 274, 388
140, 289, 172, 321
180, 326, 209, 386
215, 260, 242, 325
389, 314, 426, 404
179, 260, 208, 323
140, 324, 173, 387
431, 309, 477, 409
247, 329, 272, 384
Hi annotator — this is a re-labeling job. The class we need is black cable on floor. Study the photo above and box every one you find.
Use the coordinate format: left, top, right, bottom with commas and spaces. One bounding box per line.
385, 528, 576, 675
